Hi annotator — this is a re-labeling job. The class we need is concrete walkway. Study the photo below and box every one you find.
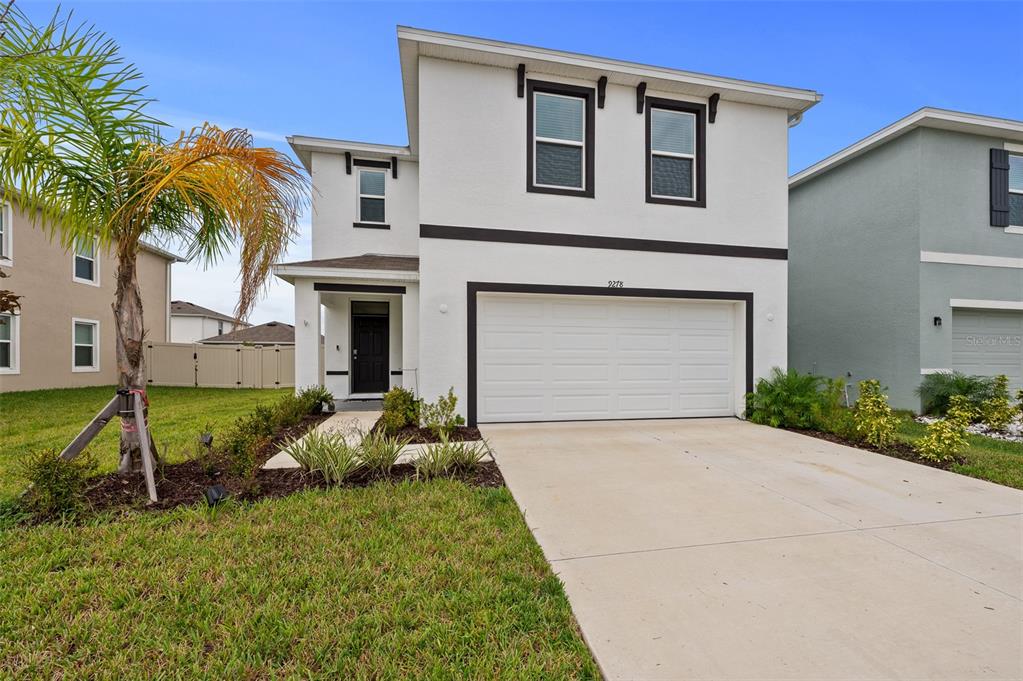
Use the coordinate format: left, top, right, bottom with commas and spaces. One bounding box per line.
262, 411, 380, 469
482, 418, 1023, 680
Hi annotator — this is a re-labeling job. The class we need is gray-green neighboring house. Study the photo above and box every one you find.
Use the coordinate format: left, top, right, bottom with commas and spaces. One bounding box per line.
789, 108, 1023, 409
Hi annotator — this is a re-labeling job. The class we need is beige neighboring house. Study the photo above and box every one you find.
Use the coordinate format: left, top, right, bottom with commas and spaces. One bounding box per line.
199, 320, 296, 346
170, 300, 249, 343
0, 201, 181, 393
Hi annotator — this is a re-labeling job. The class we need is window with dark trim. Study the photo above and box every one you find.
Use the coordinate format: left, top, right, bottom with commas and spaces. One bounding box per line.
1010, 154, 1023, 228
526, 80, 595, 197
357, 168, 386, 224
646, 97, 706, 207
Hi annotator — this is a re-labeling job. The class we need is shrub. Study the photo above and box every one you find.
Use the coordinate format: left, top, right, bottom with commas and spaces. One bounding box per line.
745, 368, 844, 430
853, 379, 899, 448
297, 385, 334, 414
281, 430, 362, 485
413, 439, 456, 480
381, 386, 421, 435
916, 371, 996, 416
217, 421, 267, 478
274, 394, 310, 428
979, 375, 1015, 431
448, 439, 490, 473
914, 395, 974, 462
421, 388, 466, 439
359, 430, 411, 476
19, 450, 97, 518
1017, 389, 1023, 418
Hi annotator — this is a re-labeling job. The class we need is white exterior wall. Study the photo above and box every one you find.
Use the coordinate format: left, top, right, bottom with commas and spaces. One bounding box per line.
414, 56, 791, 417
418, 239, 787, 418
310, 152, 420, 258
418, 57, 789, 248
170, 315, 243, 343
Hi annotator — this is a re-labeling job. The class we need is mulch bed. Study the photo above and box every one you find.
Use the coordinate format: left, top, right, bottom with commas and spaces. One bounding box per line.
788, 428, 966, 471
82, 413, 503, 515
370, 420, 483, 444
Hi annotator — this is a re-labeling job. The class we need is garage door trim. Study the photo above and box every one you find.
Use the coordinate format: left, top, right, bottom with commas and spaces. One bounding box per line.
466, 282, 754, 426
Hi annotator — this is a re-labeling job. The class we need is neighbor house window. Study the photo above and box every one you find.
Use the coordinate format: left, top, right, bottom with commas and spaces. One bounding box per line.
358, 169, 386, 224
646, 97, 706, 207
1010, 154, 1023, 227
72, 319, 99, 371
218, 320, 224, 335
527, 80, 594, 197
0, 313, 18, 373
0, 203, 11, 263
73, 236, 99, 284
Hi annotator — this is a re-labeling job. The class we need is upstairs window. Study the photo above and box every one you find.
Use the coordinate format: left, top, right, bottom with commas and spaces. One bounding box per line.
73, 236, 99, 284
646, 98, 706, 207
358, 169, 386, 224
1010, 154, 1023, 227
218, 320, 225, 335
72, 319, 99, 372
527, 80, 594, 197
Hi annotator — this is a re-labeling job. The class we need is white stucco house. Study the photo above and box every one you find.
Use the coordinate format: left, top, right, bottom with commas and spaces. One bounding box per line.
170, 300, 250, 344
274, 28, 821, 425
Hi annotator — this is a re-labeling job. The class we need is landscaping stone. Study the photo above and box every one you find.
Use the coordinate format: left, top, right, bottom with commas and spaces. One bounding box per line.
916, 414, 1023, 443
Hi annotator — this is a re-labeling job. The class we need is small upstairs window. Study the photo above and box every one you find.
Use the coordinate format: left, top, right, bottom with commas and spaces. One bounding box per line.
73, 236, 99, 285
1010, 154, 1023, 227
646, 98, 706, 207
358, 169, 386, 224
527, 80, 594, 197
218, 320, 225, 335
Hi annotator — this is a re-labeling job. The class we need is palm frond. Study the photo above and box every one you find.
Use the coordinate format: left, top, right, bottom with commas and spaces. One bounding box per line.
127, 124, 307, 320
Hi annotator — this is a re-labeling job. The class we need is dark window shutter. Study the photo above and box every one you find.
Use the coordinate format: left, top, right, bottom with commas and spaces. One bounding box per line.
991, 148, 1010, 227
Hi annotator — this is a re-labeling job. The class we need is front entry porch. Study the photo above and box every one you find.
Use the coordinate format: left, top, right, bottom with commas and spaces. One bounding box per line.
274, 255, 420, 400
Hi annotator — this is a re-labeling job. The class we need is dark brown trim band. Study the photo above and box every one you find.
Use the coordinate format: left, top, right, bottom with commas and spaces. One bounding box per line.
353, 222, 390, 230
390, 370, 403, 376
420, 223, 787, 260
353, 159, 391, 169
526, 79, 595, 198
466, 282, 755, 426
326, 370, 348, 376
646, 96, 707, 208
314, 283, 406, 294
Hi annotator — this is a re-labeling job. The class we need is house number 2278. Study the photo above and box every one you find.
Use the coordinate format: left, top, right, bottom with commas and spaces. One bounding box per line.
608, 280, 624, 288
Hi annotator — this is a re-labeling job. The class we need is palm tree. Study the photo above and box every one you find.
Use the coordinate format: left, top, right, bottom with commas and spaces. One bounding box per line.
0, 6, 307, 471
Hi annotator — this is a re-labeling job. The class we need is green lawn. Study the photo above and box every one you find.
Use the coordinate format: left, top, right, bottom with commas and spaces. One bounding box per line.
896, 417, 1023, 490
0, 481, 599, 679
0, 386, 281, 499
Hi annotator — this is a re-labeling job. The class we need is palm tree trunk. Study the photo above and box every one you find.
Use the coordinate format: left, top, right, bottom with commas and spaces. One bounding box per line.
113, 240, 158, 473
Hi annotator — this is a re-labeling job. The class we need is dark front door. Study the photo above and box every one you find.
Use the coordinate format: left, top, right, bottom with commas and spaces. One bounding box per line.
352, 314, 388, 393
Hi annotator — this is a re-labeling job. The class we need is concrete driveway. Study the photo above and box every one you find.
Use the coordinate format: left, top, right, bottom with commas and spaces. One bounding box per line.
482, 418, 1023, 680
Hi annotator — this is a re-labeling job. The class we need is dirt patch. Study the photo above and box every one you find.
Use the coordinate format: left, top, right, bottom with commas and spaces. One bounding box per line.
370, 419, 483, 444
789, 428, 966, 471
81, 410, 504, 515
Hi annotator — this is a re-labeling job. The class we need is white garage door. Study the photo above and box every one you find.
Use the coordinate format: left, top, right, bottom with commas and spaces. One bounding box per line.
476, 293, 738, 422
950, 309, 1023, 392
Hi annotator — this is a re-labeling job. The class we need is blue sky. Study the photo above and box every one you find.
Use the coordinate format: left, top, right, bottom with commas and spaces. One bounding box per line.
25, 1, 1023, 324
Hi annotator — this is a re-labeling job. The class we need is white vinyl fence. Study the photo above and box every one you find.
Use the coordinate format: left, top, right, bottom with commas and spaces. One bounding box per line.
144, 342, 295, 389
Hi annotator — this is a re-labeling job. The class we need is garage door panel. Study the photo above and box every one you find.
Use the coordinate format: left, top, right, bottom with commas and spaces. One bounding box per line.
618, 363, 673, 382
552, 363, 610, 383
618, 333, 672, 351
478, 293, 739, 422
618, 393, 674, 414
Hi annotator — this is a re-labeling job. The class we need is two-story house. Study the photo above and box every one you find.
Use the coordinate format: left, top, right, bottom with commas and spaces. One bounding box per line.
275, 28, 821, 424
789, 108, 1023, 408
0, 200, 180, 392
170, 300, 250, 343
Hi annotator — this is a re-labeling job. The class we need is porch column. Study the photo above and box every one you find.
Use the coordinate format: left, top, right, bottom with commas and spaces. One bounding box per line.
402, 282, 420, 395
294, 278, 322, 390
